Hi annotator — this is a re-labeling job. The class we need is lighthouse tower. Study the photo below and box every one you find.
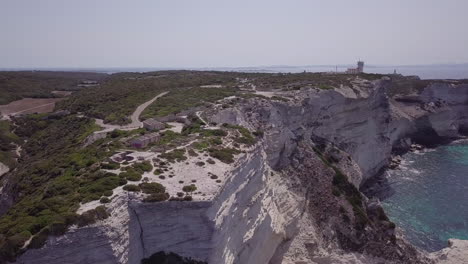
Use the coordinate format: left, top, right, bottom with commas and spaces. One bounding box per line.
357, 61, 364, 73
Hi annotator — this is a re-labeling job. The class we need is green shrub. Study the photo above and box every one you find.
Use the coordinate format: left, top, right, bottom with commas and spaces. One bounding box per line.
100, 162, 120, 170
318, 84, 333, 90
139, 182, 165, 194
208, 147, 240, 164
144, 193, 169, 202
118, 178, 128, 185
160, 149, 187, 162
188, 149, 198, 157
182, 184, 197, 193
109, 129, 127, 138
79, 175, 122, 203
100, 197, 111, 204
132, 161, 153, 172
201, 129, 227, 137
123, 184, 141, 192
76, 206, 109, 227
181, 116, 206, 135
119, 169, 142, 181
156, 130, 182, 146
193, 141, 209, 150
209, 137, 223, 145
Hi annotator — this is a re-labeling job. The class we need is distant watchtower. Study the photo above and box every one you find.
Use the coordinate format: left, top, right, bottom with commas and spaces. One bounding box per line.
357, 61, 364, 73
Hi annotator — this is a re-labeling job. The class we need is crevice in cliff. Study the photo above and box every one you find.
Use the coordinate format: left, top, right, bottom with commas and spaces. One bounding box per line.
129, 204, 146, 257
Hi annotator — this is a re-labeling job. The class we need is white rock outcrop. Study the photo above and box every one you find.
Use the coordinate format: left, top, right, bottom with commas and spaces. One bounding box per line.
430, 239, 468, 264
0, 162, 8, 178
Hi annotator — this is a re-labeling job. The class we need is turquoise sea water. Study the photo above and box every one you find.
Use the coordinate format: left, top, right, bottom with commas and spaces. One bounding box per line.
382, 142, 468, 251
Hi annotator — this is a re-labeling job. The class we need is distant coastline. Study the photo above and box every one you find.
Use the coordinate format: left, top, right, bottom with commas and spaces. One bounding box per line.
1, 63, 468, 79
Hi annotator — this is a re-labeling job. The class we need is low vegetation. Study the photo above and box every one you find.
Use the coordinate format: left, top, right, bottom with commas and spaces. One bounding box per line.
119, 169, 143, 181
223, 124, 256, 146
207, 147, 241, 164
0, 70, 402, 261
141, 251, 207, 264
141, 86, 238, 120
139, 182, 165, 194
100, 162, 120, 170
59, 71, 237, 124
0, 115, 120, 261
0, 120, 21, 167
182, 184, 197, 193
123, 184, 141, 192
159, 149, 187, 162
132, 161, 153, 172
0, 71, 106, 105
247, 72, 385, 91
144, 193, 170, 202
312, 146, 369, 230
140, 181, 169, 202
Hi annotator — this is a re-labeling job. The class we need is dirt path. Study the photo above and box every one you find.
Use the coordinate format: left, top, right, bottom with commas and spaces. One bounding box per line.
129, 91, 168, 127
95, 91, 168, 133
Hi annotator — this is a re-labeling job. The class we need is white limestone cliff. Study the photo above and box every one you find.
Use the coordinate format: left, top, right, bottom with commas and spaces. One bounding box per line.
14, 79, 468, 264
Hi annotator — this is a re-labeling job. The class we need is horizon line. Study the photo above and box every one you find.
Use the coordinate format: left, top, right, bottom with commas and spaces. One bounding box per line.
1, 63, 468, 73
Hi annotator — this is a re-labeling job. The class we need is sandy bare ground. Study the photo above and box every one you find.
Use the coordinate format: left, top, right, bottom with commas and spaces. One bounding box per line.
0, 98, 64, 117
162, 122, 184, 133
95, 91, 169, 133
51, 90, 73, 97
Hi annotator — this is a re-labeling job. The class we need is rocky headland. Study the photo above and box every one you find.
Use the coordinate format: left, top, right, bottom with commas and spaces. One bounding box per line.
5, 75, 468, 263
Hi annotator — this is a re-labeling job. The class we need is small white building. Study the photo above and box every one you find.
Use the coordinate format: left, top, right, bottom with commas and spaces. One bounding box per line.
143, 118, 165, 131
130, 133, 160, 148
346, 61, 365, 74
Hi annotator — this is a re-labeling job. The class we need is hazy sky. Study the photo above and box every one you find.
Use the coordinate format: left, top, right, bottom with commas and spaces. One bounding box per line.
1, 0, 468, 68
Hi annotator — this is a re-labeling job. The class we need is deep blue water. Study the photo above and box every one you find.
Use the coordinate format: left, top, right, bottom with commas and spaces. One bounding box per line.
382, 142, 468, 252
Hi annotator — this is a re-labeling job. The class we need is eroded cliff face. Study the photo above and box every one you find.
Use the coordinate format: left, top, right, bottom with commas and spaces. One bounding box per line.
221, 80, 468, 186
16, 145, 306, 264
14, 79, 468, 264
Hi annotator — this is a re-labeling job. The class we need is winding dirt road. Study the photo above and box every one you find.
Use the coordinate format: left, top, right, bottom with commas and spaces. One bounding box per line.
95, 91, 168, 133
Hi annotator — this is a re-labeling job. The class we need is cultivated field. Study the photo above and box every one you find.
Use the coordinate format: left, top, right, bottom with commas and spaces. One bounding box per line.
0, 98, 64, 117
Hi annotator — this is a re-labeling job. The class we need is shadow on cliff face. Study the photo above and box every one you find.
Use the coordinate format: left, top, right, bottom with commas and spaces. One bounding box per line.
410, 116, 452, 147
282, 141, 429, 263
141, 251, 206, 264
360, 169, 396, 201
